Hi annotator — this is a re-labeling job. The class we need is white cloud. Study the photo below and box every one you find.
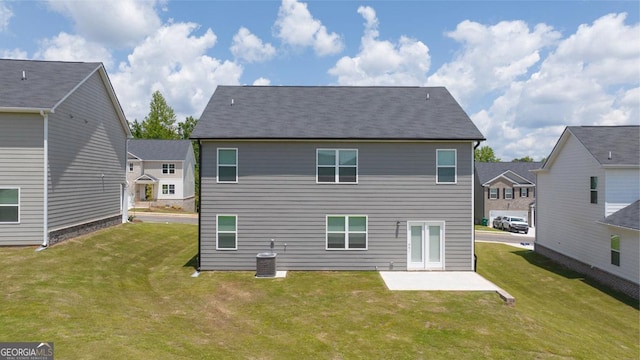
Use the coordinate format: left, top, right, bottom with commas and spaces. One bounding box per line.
231, 27, 276, 63
468, 13, 639, 161
110, 22, 243, 122
427, 20, 561, 105
274, 0, 343, 56
35, 32, 113, 67
2, 48, 27, 59
253, 77, 271, 86
46, 0, 162, 48
328, 6, 430, 86
0, 0, 12, 32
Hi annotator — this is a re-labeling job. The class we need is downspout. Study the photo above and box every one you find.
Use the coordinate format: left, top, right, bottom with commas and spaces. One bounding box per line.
37, 110, 50, 250
196, 140, 202, 273
472, 140, 482, 271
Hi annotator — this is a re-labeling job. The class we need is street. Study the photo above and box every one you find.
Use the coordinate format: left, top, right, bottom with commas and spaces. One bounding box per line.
475, 227, 535, 246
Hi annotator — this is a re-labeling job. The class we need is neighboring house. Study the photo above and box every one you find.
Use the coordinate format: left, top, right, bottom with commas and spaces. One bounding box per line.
474, 162, 542, 227
127, 139, 196, 212
534, 126, 639, 299
0, 59, 131, 247
191, 86, 485, 271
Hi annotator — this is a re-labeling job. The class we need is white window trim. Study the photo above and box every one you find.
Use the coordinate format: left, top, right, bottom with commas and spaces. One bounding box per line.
217, 148, 238, 184
216, 214, 238, 250
162, 184, 176, 195
489, 188, 498, 199
325, 215, 368, 250
505, 188, 513, 200
316, 149, 359, 184
610, 234, 620, 266
0, 187, 20, 224
162, 163, 176, 174
520, 187, 528, 197
436, 149, 457, 184
128, 162, 134, 172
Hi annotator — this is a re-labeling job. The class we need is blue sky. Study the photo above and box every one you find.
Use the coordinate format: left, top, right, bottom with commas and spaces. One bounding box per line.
1, 0, 638, 160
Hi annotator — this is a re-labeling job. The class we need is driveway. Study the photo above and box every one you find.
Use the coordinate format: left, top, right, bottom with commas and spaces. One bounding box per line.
130, 211, 198, 225
476, 227, 534, 251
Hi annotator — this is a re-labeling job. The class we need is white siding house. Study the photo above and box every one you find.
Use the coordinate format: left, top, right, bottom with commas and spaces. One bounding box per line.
534, 126, 639, 299
127, 140, 196, 211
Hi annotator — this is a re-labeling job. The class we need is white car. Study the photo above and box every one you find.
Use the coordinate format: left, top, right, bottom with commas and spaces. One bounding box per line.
498, 216, 529, 234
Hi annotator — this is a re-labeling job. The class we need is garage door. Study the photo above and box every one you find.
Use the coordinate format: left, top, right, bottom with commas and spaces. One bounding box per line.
489, 210, 528, 228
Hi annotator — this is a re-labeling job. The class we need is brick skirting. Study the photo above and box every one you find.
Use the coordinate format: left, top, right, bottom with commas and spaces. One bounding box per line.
48, 215, 122, 246
535, 243, 639, 300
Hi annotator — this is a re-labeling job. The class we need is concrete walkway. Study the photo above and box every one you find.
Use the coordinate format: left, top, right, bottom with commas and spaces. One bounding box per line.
379, 271, 515, 305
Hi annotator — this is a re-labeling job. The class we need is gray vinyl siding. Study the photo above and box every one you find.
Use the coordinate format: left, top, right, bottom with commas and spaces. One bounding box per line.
47, 72, 127, 231
0, 114, 45, 245
200, 141, 474, 271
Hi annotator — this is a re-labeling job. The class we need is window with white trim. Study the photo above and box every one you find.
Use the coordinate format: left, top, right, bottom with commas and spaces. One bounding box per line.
317, 149, 358, 183
590, 176, 598, 204
611, 235, 620, 266
489, 188, 498, 199
162, 163, 175, 174
217, 215, 237, 250
162, 184, 175, 195
326, 215, 367, 250
129, 162, 134, 172
520, 188, 528, 197
0, 188, 19, 223
504, 188, 513, 200
218, 148, 238, 183
436, 149, 456, 183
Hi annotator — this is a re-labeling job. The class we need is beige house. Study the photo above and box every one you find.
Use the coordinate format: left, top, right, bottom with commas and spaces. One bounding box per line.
127, 140, 196, 211
474, 162, 541, 227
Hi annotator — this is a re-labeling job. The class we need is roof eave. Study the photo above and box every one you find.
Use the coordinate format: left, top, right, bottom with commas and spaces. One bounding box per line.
0, 107, 53, 114
597, 221, 640, 232
191, 137, 486, 142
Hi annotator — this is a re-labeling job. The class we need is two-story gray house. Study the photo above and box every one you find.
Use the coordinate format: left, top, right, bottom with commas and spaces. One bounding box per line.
0, 59, 131, 247
127, 140, 196, 211
191, 86, 485, 271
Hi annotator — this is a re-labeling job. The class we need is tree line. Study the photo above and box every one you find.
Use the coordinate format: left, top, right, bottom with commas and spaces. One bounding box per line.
474, 145, 543, 163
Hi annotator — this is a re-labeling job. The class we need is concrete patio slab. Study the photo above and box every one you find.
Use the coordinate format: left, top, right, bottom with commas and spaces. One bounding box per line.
379, 271, 501, 291
379, 271, 515, 305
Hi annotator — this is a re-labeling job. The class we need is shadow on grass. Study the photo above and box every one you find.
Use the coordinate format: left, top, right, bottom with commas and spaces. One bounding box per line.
183, 254, 198, 270
512, 249, 639, 309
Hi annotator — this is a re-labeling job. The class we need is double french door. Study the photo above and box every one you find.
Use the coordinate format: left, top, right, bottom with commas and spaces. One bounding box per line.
407, 222, 444, 270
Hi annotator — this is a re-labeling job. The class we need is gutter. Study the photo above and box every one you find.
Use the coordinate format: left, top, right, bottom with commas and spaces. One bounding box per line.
37, 109, 53, 251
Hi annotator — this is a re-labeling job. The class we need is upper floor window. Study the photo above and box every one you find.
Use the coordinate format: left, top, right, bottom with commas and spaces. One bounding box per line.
436, 149, 456, 184
504, 188, 513, 200
128, 162, 134, 172
610, 235, 620, 266
520, 188, 529, 197
162, 184, 175, 195
218, 148, 238, 183
162, 163, 175, 174
317, 149, 358, 183
0, 188, 19, 223
590, 176, 598, 204
326, 215, 367, 250
489, 188, 498, 199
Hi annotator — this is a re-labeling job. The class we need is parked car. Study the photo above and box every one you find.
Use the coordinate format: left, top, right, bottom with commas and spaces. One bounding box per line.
499, 216, 529, 234
492, 216, 503, 229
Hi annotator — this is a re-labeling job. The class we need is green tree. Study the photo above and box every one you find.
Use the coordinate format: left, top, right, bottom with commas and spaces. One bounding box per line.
135, 90, 179, 139
512, 156, 534, 162
129, 119, 144, 138
178, 116, 198, 140
474, 146, 501, 162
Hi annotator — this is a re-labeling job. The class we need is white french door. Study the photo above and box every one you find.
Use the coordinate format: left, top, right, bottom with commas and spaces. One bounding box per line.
407, 222, 444, 270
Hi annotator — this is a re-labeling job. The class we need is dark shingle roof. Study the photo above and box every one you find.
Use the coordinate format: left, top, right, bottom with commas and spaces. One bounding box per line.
191, 86, 485, 140
128, 140, 192, 161
603, 200, 640, 231
475, 162, 542, 185
0, 59, 101, 109
568, 126, 640, 166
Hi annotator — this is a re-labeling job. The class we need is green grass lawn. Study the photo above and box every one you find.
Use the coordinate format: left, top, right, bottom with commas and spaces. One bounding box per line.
475, 224, 501, 232
1, 223, 638, 359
